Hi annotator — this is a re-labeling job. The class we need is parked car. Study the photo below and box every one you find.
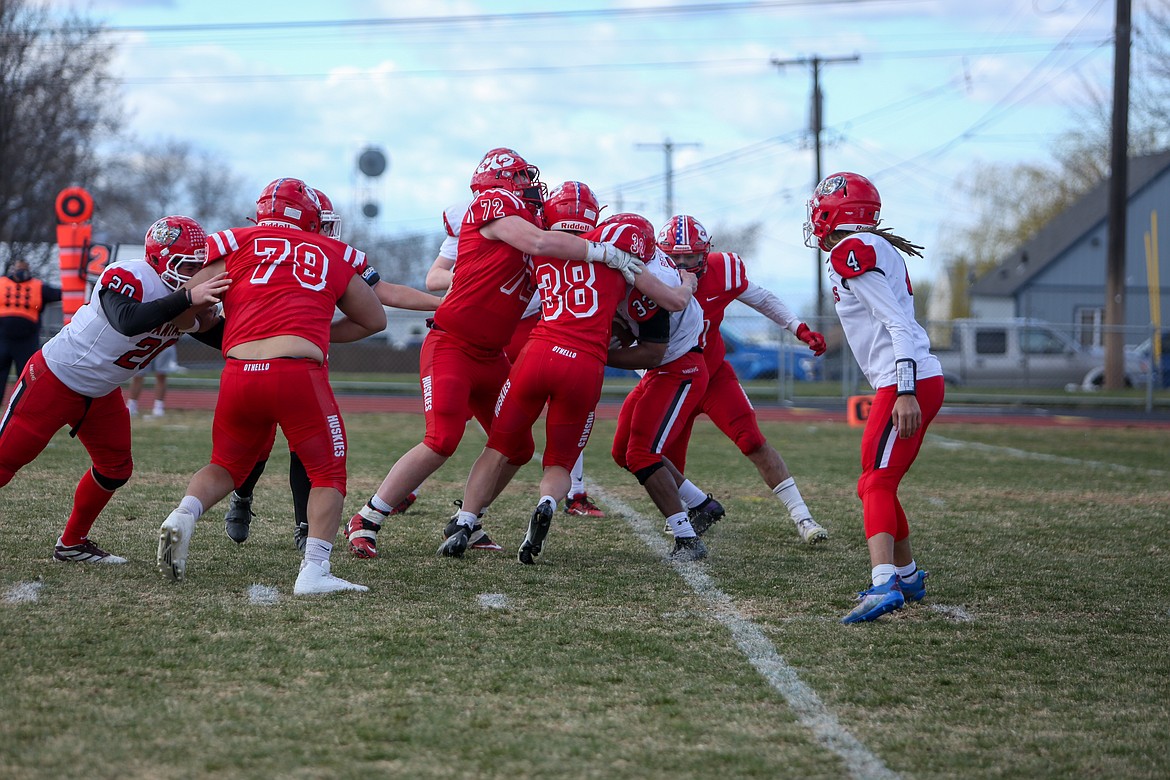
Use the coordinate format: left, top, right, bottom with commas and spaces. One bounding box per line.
1127, 329, 1170, 388
931, 318, 1146, 390
604, 328, 822, 381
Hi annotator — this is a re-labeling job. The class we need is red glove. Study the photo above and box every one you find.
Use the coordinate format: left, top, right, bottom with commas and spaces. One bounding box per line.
796, 323, 827, 356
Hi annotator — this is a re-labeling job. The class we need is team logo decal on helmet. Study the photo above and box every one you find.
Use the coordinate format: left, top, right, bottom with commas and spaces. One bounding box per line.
144, 215, 208, 291
470, 147, 547, 207
804, 171, 882, 250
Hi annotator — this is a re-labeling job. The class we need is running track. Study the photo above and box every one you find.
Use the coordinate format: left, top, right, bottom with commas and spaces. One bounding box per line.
136, 388, 1170, 430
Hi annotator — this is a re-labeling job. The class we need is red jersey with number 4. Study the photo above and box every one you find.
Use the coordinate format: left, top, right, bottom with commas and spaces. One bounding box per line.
431, 188, 540, 351
206, 224, 362, 356
40, 259, 180, 397
693, 251, 749, 370
528, 224, 629, 363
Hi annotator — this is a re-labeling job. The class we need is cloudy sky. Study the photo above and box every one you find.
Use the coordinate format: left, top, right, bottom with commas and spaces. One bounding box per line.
49, 0, 1136, 316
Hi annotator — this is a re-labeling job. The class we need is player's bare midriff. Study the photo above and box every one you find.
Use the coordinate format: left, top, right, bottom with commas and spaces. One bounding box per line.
226, 335, 323, 364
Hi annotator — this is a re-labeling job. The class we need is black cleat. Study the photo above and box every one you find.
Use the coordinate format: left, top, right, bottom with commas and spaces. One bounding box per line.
438, 518, 471, 557
517, 499, 555, 565
224, 492, 254, 544
689, 495, 725, 537
670, 535, 708, 562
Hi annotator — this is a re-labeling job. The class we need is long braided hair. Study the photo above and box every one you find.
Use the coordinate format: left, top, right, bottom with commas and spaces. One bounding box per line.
827, 227, 924, 258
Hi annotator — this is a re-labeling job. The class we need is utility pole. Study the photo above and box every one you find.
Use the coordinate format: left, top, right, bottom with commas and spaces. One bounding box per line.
1104, 0, 1132, 389
636, 137, 700, 224
772, 53, 859, 324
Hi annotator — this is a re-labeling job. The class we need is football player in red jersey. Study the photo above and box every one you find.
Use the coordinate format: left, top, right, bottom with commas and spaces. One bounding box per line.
655, 215, 830, 545
804, 172, 944, 624
427, 183, 611, 526
218, 188, 442, 550
156, 178, 388, 596
449, 208, 696, 562
0, 216, 228, 564
346, 149, 647, 559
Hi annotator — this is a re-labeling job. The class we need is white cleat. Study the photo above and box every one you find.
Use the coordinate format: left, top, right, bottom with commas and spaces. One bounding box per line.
293, 559, 369, 596
795, 517, 828, 545
158, 508, 195, 582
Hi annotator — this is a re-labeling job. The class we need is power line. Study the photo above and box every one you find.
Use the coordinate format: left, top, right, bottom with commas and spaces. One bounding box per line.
83, 0, 919, 35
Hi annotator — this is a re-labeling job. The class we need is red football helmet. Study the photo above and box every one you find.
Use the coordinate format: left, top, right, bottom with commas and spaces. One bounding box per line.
544, 181, 602, 233
312, 188, 342, 240
144, 215, 207, 291
255, 177, 321, 232
470, 147, 546, 208
656, 214, 711, 274
595, 213, 656, 262
804, 172, 881, 250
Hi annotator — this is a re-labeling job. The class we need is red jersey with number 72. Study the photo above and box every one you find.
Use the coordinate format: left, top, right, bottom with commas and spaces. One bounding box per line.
431, 188, 540, 351
206, 224, 362, 357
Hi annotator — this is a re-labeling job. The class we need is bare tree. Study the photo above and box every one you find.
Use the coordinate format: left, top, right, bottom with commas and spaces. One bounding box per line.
91, 138, 253, 243
0, 0, 121, 271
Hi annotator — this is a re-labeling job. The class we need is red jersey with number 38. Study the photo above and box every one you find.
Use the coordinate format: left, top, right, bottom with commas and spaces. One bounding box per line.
206, 224, 362, 356
528, 224, 629, 363
431, 188, 540, 351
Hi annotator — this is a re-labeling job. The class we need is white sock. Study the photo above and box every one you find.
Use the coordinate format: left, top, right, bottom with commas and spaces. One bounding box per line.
871, 563, 896, 587
179, 495, 204, 520
895, 561, 919, 583
456, 510, 478, 529
304, 537, 332, 566
152, 400, 165, 415
540, 495, 557, 510
666, 511, 696, 538
677, 480, 708, 509
570, 454, 586, 496
369, 495, 394, 514
772, 477, 811, 522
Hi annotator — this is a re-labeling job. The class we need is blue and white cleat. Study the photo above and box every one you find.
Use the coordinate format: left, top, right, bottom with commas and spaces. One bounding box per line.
899, 570, 929, 603
842, 577, 905, 624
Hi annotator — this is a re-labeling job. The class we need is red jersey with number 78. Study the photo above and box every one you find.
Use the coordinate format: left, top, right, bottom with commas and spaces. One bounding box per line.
205, 224, 362, 356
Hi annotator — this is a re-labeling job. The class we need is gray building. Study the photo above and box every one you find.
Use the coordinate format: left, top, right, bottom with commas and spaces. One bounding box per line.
968, 149, 1170, 347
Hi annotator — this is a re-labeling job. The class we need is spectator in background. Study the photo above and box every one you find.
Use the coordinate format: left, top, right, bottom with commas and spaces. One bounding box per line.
0, 259, 62, 400
125, 344, 182, 417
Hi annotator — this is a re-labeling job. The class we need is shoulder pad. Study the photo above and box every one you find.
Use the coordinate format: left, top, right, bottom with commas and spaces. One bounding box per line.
829, 236, 879, 279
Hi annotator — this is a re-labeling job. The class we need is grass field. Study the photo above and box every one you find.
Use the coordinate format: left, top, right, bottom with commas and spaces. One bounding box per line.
1, 409, 1168, 779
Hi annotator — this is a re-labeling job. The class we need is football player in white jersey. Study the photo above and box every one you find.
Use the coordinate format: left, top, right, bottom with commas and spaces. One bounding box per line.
0, 216, 228, 563
804, 172, 945, 624
607, 241, 709, 560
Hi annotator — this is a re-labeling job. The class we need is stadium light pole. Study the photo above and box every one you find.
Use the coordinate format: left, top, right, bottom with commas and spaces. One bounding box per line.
772, 53, 859, 325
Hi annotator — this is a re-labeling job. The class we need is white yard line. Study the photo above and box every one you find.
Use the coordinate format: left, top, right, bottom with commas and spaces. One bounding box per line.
591, 486, 899, 780
3, 581, 43, 604
477, 592, 510, 610
928, 434, 1170, 477
247, 584, 280, 605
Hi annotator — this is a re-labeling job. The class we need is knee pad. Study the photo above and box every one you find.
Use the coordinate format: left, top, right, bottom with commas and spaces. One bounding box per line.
632, 462, 664, 486
91, 465, 130, 491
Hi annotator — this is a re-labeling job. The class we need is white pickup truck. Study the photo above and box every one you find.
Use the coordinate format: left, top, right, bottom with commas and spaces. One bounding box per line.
930, 319, 1146, 389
